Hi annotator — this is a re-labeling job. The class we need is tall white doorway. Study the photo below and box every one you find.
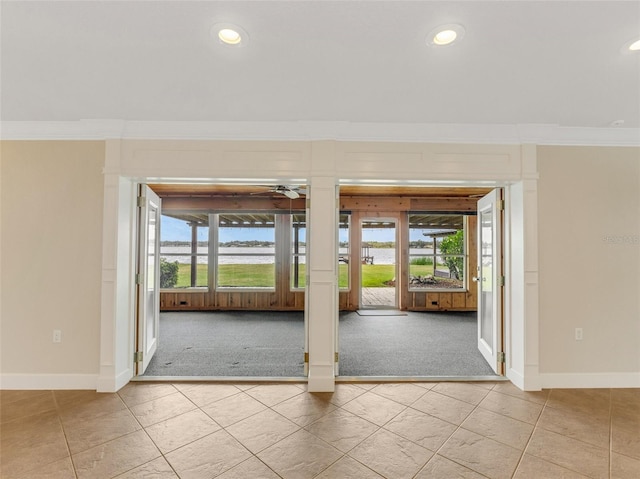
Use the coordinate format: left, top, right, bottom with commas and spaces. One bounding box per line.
359, 218, 397, 309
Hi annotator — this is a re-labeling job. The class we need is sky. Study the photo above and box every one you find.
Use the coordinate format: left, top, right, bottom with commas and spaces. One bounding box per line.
162, 216, 440, 242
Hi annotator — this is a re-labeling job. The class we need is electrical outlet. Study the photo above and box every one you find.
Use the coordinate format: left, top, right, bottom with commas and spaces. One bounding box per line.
575, 328, 583, 341
53, 329, 62, 343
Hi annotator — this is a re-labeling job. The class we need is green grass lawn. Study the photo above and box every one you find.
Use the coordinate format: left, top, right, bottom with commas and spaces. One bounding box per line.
172, 263, 455, 288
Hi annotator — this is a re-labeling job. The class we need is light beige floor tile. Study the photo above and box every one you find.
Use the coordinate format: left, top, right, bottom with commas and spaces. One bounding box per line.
413, 381, 438, 390
56, 391, 127, 422
415, 454, 486, 478
611, 413, 640, 460
226, 408, 299, 453
470, 381, 498, 390
371, 382, 427, 405
113, 457, 178, 478
461, 407, 534, 450
304, 408, 379, 452
273, 391, 337, 426
439, 428, 522, 479
384, 407, 457, 451
165, 429, 251, 479
244, 384, 304, 406
341, 391, 406, 426
611, 452, 640, 479
326, 383, 368, 406
129, 391, 197, 427
612, 388, 640, 417
0, 411, 70, 478
526, 427, 609, 479
145, 409, 221, 453
177, 383, 240, 407
62, 407, 141, 454
546, 388, 611, 419
355, 383, 378, 390
411, 390, 475, 425
217, 456, 281, 478
491, 381, 550, 405
0, 389, 51, 405
349, 428, 433, 479
432, 382, 490, 405
538, 403, 610, 449
257, 429, 343, 479
10, 456, 76, 479
117, 382, 178, 407
513, 454, 590, 478
0, 391, 56, 423
315, 455, 383, 478
478, 390, 543, 424
72, 429, 161, 479
201, 391, 267, 427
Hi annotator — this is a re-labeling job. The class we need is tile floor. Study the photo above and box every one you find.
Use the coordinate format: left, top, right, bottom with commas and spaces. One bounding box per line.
1, 381, 639, 478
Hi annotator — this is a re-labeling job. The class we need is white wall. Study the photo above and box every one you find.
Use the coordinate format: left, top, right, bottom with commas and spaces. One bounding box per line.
538, 146, 640, 387
0, 141, 104, 388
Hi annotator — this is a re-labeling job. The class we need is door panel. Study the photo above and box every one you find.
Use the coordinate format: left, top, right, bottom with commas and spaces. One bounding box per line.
136, 185, 161, 374
476, 189, 503, 374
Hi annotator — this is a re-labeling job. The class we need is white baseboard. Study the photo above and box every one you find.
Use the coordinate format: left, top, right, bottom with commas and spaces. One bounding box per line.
96, 368, 133, 393
0, 373, 98, 390
540, 372, 640, 389
307, 364, 335, 392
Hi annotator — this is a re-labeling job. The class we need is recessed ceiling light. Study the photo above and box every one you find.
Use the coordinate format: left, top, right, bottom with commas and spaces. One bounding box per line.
427, 24, 465, 47
211, 23, 248, 47
621, 37, 640, 54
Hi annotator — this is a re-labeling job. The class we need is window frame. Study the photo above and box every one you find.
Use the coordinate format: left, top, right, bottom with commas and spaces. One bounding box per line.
407, 213, 468, 292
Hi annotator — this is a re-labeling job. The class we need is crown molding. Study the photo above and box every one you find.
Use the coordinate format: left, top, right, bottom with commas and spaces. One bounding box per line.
1, 120, 639, 146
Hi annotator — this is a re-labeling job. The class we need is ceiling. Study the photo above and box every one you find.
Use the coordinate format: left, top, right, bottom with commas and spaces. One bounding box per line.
1, 1, 639, 139
149, 184, 491, 198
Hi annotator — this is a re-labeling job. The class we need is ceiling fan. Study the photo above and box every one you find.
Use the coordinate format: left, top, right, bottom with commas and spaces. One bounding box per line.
254, 185, 307, 199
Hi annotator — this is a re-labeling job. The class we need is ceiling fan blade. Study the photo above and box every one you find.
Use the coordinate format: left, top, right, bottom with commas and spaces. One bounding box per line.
283, 189, 299, 199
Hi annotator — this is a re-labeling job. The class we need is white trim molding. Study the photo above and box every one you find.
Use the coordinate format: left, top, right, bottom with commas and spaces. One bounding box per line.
1, 120, 639, 147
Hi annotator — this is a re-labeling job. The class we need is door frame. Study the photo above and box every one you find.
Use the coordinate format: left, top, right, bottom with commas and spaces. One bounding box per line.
97, 141, 540, 393
359, 216, 399, 309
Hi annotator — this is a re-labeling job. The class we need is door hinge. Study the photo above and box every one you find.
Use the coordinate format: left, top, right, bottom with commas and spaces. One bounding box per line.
497, 351, 505, 363
135, 273, 143, 285
134, 351, 143, 362
499, 275, 505, 287
335, 352, 339, 362
305, 197, 311, 209
497, 199, 505, 211
304, 352, 309, 363
137, 196, 145, 208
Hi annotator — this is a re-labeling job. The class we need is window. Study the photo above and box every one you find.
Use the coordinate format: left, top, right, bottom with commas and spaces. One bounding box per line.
216, 213, 275, 289
291, 214, 306, 290
408, 214, 466, 290
338, 213, 350, 290
160, 214, 209, 289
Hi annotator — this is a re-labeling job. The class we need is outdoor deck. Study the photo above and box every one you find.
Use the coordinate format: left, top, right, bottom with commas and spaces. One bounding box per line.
361, 287, 396, 307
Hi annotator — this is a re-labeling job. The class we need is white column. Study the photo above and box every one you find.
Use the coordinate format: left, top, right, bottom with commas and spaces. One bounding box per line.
97, 140, 136, 392
505, 144, 540, 391
307, 176, 338, 392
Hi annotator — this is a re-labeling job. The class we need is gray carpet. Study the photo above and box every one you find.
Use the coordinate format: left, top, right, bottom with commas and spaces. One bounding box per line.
143, 310, 495, 377
338, 311, 495, 377
144, 311, 305, 377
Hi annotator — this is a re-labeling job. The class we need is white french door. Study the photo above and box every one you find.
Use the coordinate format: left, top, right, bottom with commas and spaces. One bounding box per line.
475, 189, 504, 374
135, 185, 161, 374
